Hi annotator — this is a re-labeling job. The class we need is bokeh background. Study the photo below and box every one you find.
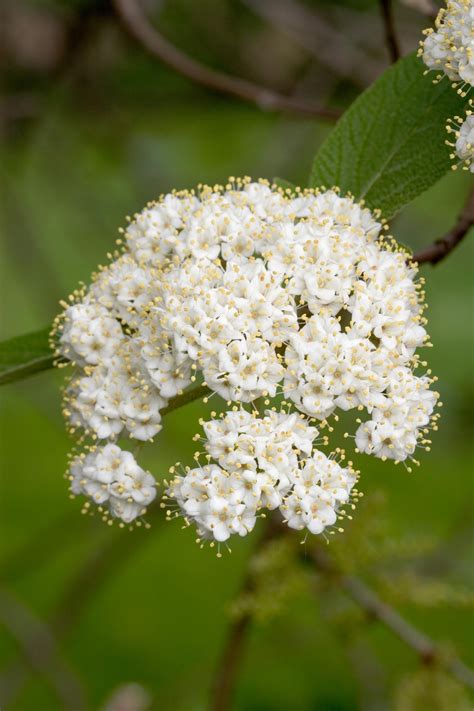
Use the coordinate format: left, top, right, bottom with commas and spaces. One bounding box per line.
1, 1, 473, 709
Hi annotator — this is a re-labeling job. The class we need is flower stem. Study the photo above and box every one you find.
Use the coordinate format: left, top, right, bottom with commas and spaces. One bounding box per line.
161, 383, 212, 417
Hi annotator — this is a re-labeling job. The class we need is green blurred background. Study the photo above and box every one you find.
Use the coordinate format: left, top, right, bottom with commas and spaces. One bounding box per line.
0, 1, 473, 709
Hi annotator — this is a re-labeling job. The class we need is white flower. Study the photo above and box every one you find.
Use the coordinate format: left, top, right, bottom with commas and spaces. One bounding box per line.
59, 303, 124, 366
355, 420, 415, 461
203, 408, 317, 489
355, 368, 438, 462
70, 444, 156, 523
202, 337, 284, 402
281, 451, 357, 535
65, 342, 166, 441
167, 464, 258, 542
420, 1, 474, 89
283, 487, 337, 534
447, 110, 474, 172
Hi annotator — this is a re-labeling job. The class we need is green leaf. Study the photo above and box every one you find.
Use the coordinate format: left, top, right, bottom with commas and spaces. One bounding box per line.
309, 53, 468, 218
0, 329, 56, 386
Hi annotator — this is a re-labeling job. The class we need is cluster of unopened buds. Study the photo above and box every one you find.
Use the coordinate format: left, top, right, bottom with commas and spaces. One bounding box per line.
53, 178, 440, 548
419, 0, 474, 172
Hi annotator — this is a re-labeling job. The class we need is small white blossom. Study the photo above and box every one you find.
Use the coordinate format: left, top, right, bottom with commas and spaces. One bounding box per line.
167, 464, 258, 542
203, 408, 318, 494
70, 443, 157, 523
60, 303, 124, 366
281, 451, 357, 535
420, 0, 474, 89
64, 342, 166, 441
355, 368, 438, 462
447, 109, 474, 172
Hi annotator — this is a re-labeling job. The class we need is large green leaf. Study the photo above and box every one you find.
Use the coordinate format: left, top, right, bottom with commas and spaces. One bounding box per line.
309, 53, 468, 217
0, 329, 56, 386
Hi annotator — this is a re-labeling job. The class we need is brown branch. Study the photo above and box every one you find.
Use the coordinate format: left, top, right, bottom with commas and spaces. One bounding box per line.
209, 520, 282, 711
211, 512, 474, 709
305, 545, 474, 690
111, 0, 339, 121
413, 188, 474, 265
244, 0, 381, 87
379, 0, 401, 63
0, 586, 87, 711
161, 383, 211, 417
210, 608, 251, 711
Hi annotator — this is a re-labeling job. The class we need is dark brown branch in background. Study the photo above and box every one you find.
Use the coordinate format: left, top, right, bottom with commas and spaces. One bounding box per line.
413, 188, 474, 265
379, 0, 401, 63
210, 520, 282, 711
210, 512, 474, 709
304, 545, 474, 690
210, 605, 251, 711
111, 0, 339, 121
244, 0, 381, 87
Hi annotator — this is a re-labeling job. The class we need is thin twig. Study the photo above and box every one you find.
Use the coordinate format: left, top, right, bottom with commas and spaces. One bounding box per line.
305, 545, 474, 690
413, 188, 474, 265
244, 0, 381, 86
210, 520, 282, 711
210, 610, 251, 711
379, 0, 401, 63
111, 0, 339, 121
0, 586, 87, 711
161, 383, 210, 417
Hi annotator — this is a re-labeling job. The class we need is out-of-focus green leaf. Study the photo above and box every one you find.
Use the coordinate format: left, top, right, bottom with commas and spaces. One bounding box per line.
309, 53, 468, 217
0, 329, 55, 386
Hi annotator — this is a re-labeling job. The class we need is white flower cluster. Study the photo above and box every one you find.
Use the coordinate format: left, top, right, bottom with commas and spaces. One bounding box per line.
354, 367, 437, 461
53, 179, 438, 535
420, 1, 473, 171
420, 0, 474, 89
64, 338, 166, 441
165, 409, 357, 542
69, 444, 156, 524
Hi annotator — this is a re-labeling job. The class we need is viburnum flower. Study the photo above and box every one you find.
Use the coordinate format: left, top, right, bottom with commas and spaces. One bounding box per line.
69, 444, 156, 524
447, 103, 474, 172
419, 0, 474, 93
164, 414, 356, 543
52, 178, 439, 542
